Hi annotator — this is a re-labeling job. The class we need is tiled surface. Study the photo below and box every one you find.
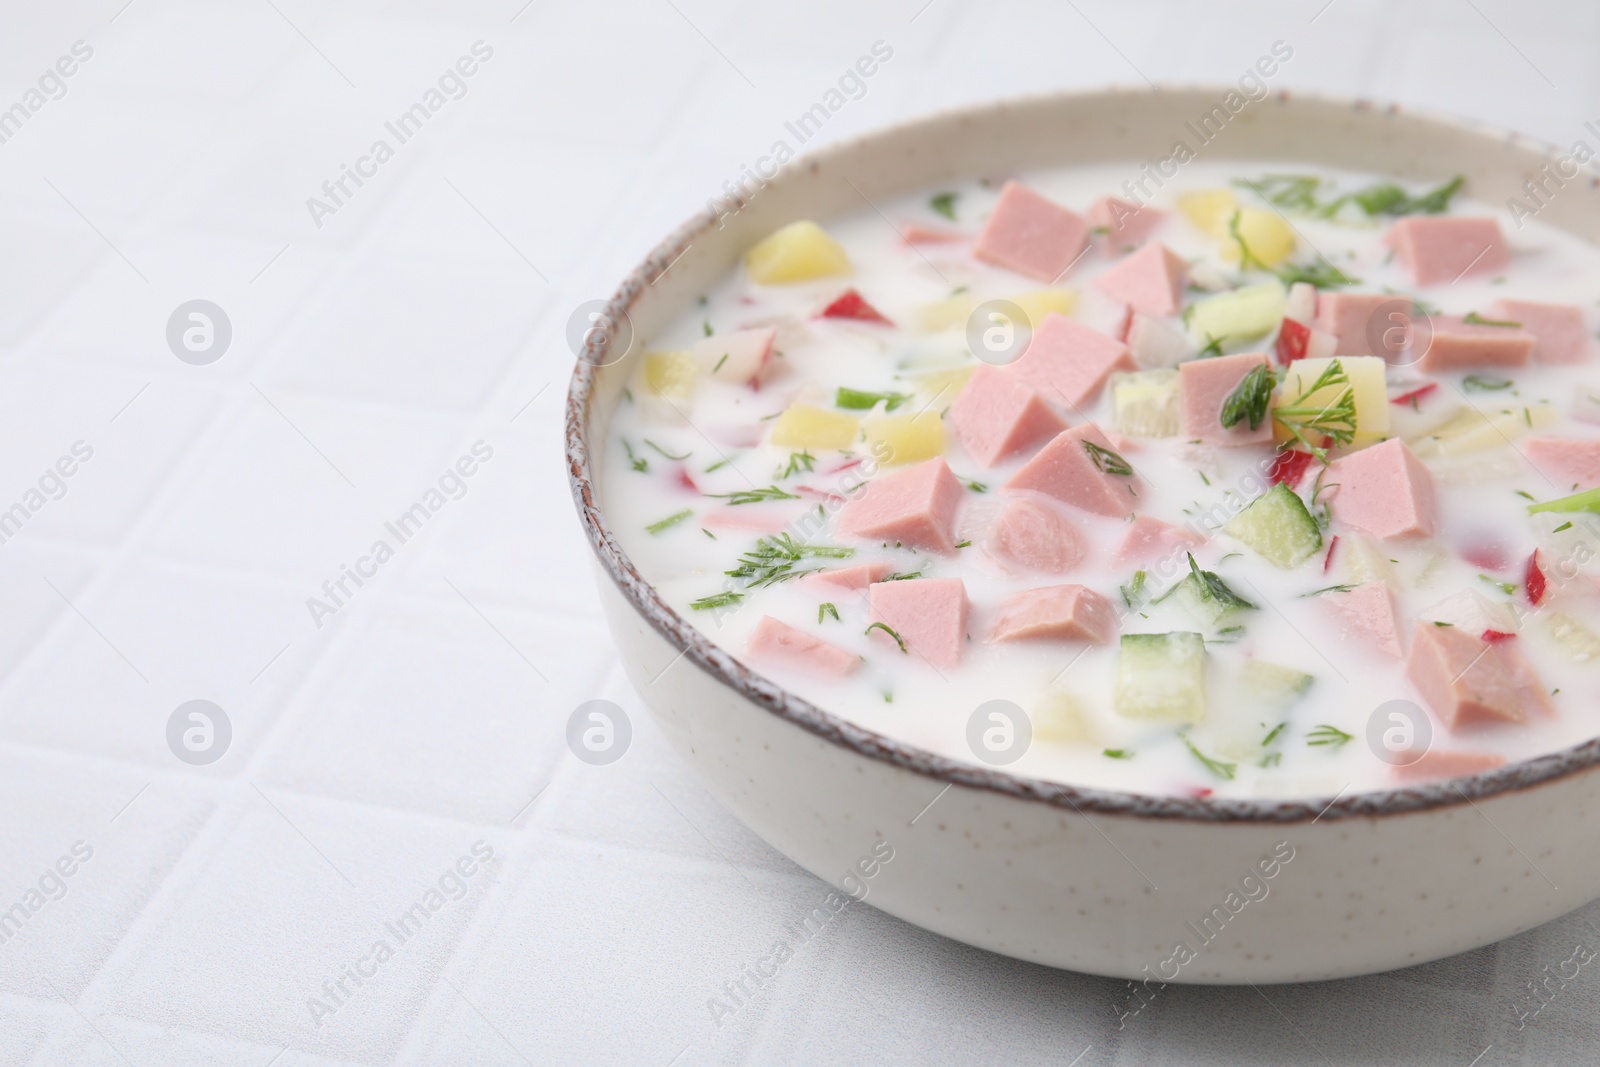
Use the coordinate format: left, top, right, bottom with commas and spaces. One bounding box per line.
3, 0, 1600, 1063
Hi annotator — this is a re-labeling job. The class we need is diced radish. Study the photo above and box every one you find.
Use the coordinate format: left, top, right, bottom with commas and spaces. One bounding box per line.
795, 484, 846, 505
1268, 448, 1315, 488
676, 467, 699, 493
1274, 317, 1310, 364
1482, 629, 1516, 643
1323, 534, 1339, 573
1526, 550, 1548, 606
1127, 313, 1194, 368
692, 325, 776, 383
1460, 540, 1508, 571
902, 224, 967, 244
818, 289, 893, 325
827, 457, 863, 474
1390, 382, 1438, 407
1284, 282, 1316, 326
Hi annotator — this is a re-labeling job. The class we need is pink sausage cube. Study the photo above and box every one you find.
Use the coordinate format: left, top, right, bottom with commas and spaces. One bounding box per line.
1417, 315, 1535, 372
985, 496, 1084, 574
1489, 298, 1591, 364
1087, 196, 1167, 255
988, 584, 1117, 644
869, 577, 969, 670
1327, 439, 1437, 540
1004, 423, 1143, 518
1179, 352, 1274, 446
1314, 291, 1400, 359
800, 562, 892, 593
973, 181, 1089, 283
1386, 216, 1509, 287
1092, 242, 1188, 317
1524, 436, 1600, 491
836, 457, 964, 554
948, 363, 1068, 467
1405, 622, 1551, 730
1392, 749, 1507, 783
1114, 514, 1203, 567
745, 615, 858, 678
1322, 581, 1403, 658
1009, 313, 1136, 410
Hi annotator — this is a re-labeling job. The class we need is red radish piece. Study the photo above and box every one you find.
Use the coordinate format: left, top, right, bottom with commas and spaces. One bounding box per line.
819, 289, 893, 325
1274, 318, 1311, 364
827, 457, 863, 474
902, 224, 967, 244
676, 467, 699, 493
1323, 535, 1339, 573
1460, 541, 1508, 571
1269, 448, 1315, 488
1482, 629, 1516, 643
1525, 550, 1548, 606
795, 485, 846, 505
1390, 382, 1438, 407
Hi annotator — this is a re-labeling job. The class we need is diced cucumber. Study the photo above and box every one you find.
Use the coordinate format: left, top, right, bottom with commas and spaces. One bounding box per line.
1114, 632, 1206, 724
1111, 369, 1180, 438
1223, 482, 1322, 567
1185, 281, 1287, 346
1241, 660, 1314, 711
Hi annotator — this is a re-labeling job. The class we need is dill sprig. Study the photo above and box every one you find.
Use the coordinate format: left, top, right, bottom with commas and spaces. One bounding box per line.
646, 509, 692, 535
725, 534, 854, 588
777, 451, 815, 479
1275, 258, 1359, 288
1306, 724, 1354, 748
1274, 359, 1357, 459
1083, 440, 1134, 477
690, 591, 742, 611
1220, 362, 1274, 432
644, 439, 690, 461
818, 602, 840, 623
1186, 553, 1256, 611
706, 485, 800, 506
865, 621, 907, 652
621, 438, 648, 472
1182, 734, 1237, 780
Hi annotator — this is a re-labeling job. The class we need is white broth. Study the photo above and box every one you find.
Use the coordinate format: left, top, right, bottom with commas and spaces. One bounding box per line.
602, 160, 1600, 799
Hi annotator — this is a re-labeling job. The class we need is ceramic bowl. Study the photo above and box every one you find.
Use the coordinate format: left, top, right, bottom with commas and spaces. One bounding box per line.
566, 87, 1600, 983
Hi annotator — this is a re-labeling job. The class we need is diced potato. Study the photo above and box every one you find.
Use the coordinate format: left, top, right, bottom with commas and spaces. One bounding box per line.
744, 221, 851, 284
1032, 687, 1096, 744
1218, 207, 1297, 268
914, 292, 976, 334
912, 365, 976, 408
1543, 612, 1600, 663
1111, 369, 1180, 438
1275, 355, 1389, 445
1010, 289, 1077, 330
865, 409, 945, 465
1408, 402, 1558, 459
644, 351, 696, 398
1337, 535, 1397, 586
1177, 189, 1239, 236
1114, 632, 1207, 724
769, 403, 859, 449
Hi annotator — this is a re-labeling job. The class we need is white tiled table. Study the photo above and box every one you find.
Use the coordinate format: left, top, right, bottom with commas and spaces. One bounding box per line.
1, 1, 1598, 1063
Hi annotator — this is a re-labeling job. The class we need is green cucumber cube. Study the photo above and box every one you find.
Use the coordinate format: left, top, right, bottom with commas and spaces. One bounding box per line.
1223, 482, 1322, 567
1114, 632, 1207, 724
1185, 281, 1287, 346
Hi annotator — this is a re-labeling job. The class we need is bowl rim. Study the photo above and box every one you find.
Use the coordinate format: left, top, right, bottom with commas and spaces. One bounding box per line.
566, 83, 1600, 823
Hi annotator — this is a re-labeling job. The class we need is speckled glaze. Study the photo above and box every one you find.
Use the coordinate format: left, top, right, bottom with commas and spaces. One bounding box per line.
567, 88, 1600, 982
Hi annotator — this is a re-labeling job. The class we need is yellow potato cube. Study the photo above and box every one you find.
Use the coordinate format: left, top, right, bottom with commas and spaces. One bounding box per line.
1111, 369, 1180, 438
769, 403, 859, 450
1010, 289, 1077, 330
1032, 687, 1096, 745
644, 351, 696, 399
744, 221, 851, 284
865, 409, 945, 465
1276, 355, 1388, 445
1218, 207, 1296, 267
912, 365, 975, 409
914, 292, 976, 334
1177, 189, 1239, 236
1408, 402, 1558, 459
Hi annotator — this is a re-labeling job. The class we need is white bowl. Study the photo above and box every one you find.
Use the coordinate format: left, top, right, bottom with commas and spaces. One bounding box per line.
566, 87, 1600, 983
